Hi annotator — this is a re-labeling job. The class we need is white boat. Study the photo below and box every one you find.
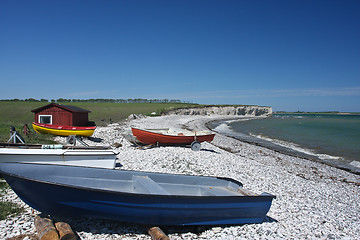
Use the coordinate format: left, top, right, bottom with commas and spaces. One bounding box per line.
0, 146, 118, 169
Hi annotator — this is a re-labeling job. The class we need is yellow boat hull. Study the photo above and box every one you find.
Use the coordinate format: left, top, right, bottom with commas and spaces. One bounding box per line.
32, 123, 95, 137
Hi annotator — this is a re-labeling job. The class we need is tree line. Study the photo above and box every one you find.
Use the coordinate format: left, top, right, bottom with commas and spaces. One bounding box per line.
0, 98, 189, 103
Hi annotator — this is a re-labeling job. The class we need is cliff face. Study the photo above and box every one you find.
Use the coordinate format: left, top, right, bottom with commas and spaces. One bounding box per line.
165, 106, 272, 116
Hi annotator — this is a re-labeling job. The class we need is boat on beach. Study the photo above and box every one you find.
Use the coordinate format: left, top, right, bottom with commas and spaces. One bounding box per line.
131, 128, 215, 150
0, 146, 118, 169
32, 122, 96, 137
0, 162, 275, 225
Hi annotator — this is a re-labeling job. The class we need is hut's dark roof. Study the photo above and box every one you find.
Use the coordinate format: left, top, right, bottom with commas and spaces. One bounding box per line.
31, 103, 91, 113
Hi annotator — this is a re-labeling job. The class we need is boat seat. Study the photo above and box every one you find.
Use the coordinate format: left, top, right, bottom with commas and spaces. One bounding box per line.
132, 175, 170, 195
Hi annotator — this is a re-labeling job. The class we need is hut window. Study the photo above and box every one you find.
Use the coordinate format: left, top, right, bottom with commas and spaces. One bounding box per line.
39, 115, 52, 124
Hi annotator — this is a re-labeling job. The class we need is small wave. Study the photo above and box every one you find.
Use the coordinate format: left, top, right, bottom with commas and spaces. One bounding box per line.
249, 133, 343, 161
317, 154, 342, 161
250, 133, 313, 154
350, 161, 360, 168
213, 118, 253, 133
213, 123, 235, 135
225, 118, 252, 124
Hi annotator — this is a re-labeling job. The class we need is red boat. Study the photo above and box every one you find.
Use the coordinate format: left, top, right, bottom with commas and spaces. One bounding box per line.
131, 128, 215, 150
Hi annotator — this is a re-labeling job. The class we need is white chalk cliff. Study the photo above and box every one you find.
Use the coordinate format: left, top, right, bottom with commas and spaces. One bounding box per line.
164, 105, 272, 116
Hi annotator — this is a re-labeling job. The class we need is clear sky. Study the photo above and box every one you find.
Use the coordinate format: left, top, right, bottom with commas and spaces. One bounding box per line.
1, 0, 359, 112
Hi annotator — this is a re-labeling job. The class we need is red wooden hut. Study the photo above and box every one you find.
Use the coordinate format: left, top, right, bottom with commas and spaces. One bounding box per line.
31, 103, 93, 126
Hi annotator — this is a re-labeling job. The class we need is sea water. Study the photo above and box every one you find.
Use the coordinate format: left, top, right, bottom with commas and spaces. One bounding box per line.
209, 114, 360, 173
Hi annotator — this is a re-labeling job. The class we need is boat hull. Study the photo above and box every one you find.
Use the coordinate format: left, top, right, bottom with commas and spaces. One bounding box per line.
32, 122, 96, 137
0, 148, 118, 169
0, 163, 275, 225
131, 128, 215, 145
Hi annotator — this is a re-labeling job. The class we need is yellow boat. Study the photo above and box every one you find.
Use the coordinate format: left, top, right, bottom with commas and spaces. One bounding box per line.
32, 122, 96, 137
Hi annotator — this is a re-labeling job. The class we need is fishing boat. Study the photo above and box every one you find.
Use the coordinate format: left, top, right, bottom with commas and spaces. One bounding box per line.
0, 147, 118, 169
0, 163, 275, 225
32, 122, 96, 137
131, 128, 215, 150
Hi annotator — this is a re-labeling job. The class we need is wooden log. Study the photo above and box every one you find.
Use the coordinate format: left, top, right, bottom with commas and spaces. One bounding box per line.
34, 215, 59, 240
55, 222, 77, 240
148, 227, 170, 240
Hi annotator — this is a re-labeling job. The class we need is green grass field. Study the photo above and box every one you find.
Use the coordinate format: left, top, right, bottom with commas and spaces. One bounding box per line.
0, 101, 199, 143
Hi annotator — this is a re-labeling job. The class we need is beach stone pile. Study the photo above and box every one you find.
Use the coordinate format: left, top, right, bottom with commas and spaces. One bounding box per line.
1, 115, 359, 239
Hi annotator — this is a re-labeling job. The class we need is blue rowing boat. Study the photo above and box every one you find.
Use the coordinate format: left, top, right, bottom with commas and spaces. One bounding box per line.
0, 163, 275, 225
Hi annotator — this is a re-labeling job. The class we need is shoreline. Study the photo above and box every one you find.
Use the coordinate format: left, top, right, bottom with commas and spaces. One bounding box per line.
205, 117, 360, 175
1, 114, 360, 239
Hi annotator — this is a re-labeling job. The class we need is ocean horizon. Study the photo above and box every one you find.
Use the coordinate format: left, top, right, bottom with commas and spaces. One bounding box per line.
208, 113, 360, 174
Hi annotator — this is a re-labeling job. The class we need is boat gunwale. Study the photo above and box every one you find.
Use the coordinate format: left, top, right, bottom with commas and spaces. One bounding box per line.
32, 122, 96, 130
132, 127, 215, 138
0, 150, 118, 156
0, 142, 110, 150
0, 164, 275, 200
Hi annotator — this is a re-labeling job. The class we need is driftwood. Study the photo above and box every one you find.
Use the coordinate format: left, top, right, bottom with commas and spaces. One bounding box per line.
55, 222, 77, 240
34, 215, 59, 240
6, 233, 38, 240
148, 227, 170, 240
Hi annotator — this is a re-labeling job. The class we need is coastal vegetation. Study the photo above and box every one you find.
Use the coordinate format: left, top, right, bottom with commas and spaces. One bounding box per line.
0, 182, 23, 220
0, 98, 190, 104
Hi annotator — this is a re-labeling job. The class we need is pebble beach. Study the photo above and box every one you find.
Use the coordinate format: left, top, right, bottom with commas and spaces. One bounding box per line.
1, 114, 360, 239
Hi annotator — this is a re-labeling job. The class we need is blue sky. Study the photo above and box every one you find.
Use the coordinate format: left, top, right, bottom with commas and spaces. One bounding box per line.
1, 0, 359, 112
